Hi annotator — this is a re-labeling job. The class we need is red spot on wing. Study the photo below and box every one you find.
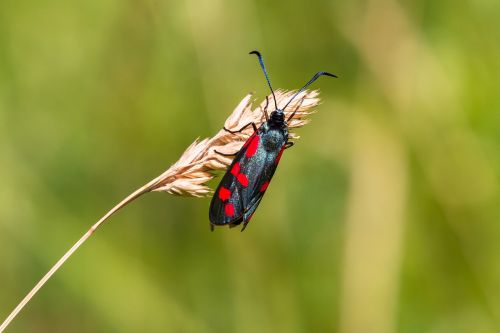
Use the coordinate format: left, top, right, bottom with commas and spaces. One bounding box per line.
237, 174, 249, 187
218, 186, 231, 201
230, 161, 249, 188
243, 133, 256, 148
246, 135, 260, 158
259, 181, 270, 192
231, 162, 240, 176
275, 147, 285, 165
247, 213, 254, 221
225, 203, 235, 217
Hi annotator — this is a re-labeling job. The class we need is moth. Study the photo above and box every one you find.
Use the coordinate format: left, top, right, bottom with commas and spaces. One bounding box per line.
209, 51, 336, 231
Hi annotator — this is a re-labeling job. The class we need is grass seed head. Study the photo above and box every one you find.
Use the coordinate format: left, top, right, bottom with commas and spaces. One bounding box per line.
151, 90, 321, 197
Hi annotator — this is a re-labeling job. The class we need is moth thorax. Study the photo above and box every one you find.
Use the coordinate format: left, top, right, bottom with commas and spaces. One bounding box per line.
262, 130, 284, 151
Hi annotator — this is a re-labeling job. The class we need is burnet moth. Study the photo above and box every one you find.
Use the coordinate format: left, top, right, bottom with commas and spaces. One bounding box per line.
209, 51, 336, 231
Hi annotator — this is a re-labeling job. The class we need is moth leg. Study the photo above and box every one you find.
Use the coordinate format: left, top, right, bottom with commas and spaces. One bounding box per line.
286, 95, 307, 122
241, 211, 252, 231
214, 149, 238, 157
241, 216, 254, 231
223, 122, 258, 135
210, 223, 215, 232
285, 142, 294, 149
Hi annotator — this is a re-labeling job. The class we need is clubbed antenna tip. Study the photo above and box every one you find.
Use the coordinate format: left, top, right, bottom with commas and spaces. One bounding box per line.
249, 50, 278, 110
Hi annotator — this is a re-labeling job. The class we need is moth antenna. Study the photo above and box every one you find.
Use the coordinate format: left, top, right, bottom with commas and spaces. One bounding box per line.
249, 50, 278, 110
283, 72, 337, 116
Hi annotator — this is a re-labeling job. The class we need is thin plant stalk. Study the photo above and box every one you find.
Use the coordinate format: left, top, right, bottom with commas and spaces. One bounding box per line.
0, 178, 157, 332
0, 90, 320, 332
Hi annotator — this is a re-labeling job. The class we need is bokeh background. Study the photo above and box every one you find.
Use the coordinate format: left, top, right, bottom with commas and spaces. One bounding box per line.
1, 0, 499, 332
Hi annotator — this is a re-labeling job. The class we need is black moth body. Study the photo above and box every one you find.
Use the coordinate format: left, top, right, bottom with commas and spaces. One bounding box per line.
209, 51, 336, 231
209, 111, 289, 231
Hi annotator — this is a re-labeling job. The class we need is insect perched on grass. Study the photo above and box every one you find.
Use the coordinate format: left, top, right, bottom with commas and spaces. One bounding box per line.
209, 51, 336, 231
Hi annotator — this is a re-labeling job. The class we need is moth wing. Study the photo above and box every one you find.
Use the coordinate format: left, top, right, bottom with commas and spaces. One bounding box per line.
240, 146, 285, 228
209, 130, 286, 230
209, 159, 245, 226
209, 133, 259, 226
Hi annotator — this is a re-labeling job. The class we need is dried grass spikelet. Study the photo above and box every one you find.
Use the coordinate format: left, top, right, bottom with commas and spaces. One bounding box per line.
150, 89, 320, 196
0, 89, 321, 333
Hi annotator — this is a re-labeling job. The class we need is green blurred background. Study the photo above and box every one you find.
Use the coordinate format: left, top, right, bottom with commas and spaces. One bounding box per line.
1, 0, 499, 332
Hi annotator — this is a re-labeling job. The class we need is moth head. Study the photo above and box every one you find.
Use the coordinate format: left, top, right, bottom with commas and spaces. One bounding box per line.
270, 109, 284, 122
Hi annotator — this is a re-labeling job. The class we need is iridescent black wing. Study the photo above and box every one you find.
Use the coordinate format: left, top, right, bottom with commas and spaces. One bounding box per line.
209, 129, 286, 231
